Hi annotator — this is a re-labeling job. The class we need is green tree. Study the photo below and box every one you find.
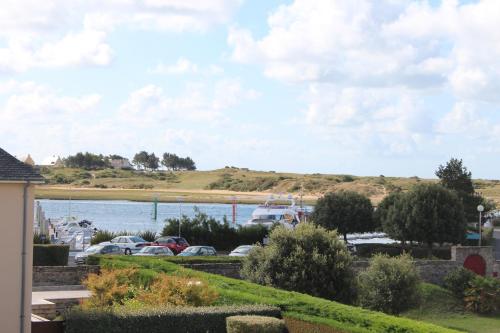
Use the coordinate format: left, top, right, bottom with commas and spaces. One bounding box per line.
146, 153, 159, 170
241, 223, 356, 303
407, 183, 466, 256
377, 192, 415, 247
132, 151, 148, 169
358, 254, 421, 314
311, 191, 374, 241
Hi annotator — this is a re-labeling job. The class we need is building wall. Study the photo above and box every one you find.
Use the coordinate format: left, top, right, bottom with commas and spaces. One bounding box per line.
0, 183, 34, 333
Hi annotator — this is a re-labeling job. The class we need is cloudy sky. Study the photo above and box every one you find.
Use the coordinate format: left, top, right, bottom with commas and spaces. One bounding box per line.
1, 0, 500, 178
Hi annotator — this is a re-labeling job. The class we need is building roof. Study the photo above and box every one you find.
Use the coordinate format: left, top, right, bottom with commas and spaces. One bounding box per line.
0, 148, 44, 182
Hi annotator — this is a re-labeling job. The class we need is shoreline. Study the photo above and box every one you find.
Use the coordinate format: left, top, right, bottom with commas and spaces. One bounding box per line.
34, 186, 319, 205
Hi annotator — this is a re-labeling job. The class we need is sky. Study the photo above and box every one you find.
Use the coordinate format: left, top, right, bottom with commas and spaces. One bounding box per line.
1, 0, 500, 178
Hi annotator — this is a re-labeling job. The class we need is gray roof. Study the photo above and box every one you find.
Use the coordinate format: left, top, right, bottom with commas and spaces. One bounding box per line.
0, 148, 44, 182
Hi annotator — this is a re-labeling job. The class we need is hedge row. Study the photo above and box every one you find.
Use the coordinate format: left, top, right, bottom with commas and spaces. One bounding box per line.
94, 256, 460, 333
65, 305, 281, 333
33, 244, 69, 266
355, 244, 451, 260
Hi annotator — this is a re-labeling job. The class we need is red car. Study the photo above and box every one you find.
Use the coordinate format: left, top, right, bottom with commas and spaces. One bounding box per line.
154, 236, 189, 254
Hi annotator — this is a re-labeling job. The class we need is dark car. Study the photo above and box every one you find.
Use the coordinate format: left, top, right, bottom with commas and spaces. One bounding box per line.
74, 244, 122, 265
178, 246, 217, 257
154, 236, 190, 254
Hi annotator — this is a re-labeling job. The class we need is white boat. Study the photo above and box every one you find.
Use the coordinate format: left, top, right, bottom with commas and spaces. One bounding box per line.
244, 195, 307, 229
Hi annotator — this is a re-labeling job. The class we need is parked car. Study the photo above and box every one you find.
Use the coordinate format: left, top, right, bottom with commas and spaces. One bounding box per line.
178, 246, 217, 256
153, 236, 189, 254
101, 235, 150, 255
229, 245, 255, 257
75, 244, 122, 264
133, 246, 174, 256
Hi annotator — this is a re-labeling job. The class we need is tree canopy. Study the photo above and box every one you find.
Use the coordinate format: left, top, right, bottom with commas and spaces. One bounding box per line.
64, 152, 109, 169
311, 191, 375, 241
161, 153, 196, 170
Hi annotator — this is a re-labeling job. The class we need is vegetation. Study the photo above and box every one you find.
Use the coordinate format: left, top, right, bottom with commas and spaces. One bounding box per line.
64, 152, 110, 169
33, 244, 69, 266
226, 316, 285, 333
137, 230, 158, 242
66, 305, 281, 333
133, 151, 159, 171
404, 283, 500, 333
436, 158, 495, 221
162, 212, 269, 251
354, 243, 451, 260
443, 268, 476, 299
33, 231, 50, 244
90, 230, 132, 245
89, 255, 459, 333
162, 152, 196, 171
358, 254, 421, 315
241, 223, 356, 304
311, 191, 375, 241
464, 276, 500, 314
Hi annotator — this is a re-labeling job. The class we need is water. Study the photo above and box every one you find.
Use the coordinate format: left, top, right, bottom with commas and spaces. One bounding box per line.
37, 199, 261, 233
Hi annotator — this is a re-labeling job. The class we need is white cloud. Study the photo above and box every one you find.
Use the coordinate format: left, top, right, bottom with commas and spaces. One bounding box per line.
0, 0, 242, 72
150, 57, 198, 75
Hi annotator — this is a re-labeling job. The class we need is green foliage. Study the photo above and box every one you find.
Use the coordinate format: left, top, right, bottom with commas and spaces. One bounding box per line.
464, 276, 500, 314
33, 231, 50, 244
311, 191, 375, 241
444, 268, 476, 299
406, 184, 466, 254
162, 152, 196, 170
376, 191, 414, 244
64, 152, 110, 169
226, 315, 285, 333
90, 230, 133, 245
207, 174, 279, 191
241, 223, 356, 304
359, 254, 421, 315
91, 256, 460, 333
33, 244, 69, 266
162, 211, 268, 250
132, 151, 159, 170
66, 305, 281, 333
138, 230, 157, 242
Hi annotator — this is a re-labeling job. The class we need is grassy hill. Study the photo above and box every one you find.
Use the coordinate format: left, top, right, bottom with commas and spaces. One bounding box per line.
34, 166, 500, 205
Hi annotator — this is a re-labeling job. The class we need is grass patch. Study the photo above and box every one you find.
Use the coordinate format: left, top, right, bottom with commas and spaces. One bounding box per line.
92, 255, 459, 333
403, 283, 500, 333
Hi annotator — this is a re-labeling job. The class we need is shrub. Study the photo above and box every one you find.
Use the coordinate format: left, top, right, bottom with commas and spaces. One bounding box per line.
444, 268, 476, 298
358, 254, 420, 314
138, 230, 157, 242
33, 244, 69, 266
33, 232, 50, 244
90, 230, 117, 245
464, 275, 500, 314
241, 223, 356, 304
226, 315, 285, 333
82, 268, 218, 309
65, 305, 281, 333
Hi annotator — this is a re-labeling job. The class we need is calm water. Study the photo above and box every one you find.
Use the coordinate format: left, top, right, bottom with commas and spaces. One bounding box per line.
37, 199, 261, 233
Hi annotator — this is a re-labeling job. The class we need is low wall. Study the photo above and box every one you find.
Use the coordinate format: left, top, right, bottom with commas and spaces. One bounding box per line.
33, 266, 100, 287
179, 263, 242, 279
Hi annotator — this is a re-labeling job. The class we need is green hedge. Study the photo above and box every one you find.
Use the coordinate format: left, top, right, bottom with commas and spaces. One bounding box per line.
65, 305, 281, 333
227, 315, 285, 333
33, 245, 69, 266
93, 256, 460, 333
355, 244, 451, 260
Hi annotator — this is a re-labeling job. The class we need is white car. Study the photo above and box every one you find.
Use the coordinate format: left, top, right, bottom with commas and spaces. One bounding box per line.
101, 235, 149, 255
229, 245, 255, 257
133, 246, 174, 256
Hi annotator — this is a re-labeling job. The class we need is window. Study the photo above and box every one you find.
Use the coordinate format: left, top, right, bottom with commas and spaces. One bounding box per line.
199, 248, 208, 255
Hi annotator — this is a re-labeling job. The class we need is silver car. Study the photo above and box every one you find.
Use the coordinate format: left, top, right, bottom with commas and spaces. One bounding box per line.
229, 245, 255, 257
75, 244, 122, 265
133, 246, 174, 256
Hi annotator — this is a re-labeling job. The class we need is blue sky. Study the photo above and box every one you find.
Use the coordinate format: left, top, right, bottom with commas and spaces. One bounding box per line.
1, 0, 500, 178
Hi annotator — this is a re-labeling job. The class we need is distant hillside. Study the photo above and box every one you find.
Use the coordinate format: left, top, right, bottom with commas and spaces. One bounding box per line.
35, 166, 500, 205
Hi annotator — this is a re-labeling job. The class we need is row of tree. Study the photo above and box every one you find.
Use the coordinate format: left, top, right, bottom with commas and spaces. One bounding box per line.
312, 158, 494, 256
63, 151, 196, 171
132, 151, 196, 171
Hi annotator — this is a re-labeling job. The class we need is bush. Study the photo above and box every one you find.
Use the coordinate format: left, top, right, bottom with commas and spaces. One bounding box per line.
358, 254, 421, 314
226, 315, 285, 333
444, 268, 476, 298
90, 230, 117, 245
162, 211, 268, 251
138, 230, 157, 242
33, 232, 50, 244
241, 223, 356, 304
65, 305, 281, 333
33, 244, 69, 266
464, 275, 500, 314
82, 268, 218, 309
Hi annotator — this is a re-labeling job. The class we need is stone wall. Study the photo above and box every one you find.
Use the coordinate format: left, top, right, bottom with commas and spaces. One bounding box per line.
33, 266, 99, 287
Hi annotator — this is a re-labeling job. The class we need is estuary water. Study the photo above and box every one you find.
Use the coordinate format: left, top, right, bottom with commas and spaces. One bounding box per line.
37, 199, 260, 233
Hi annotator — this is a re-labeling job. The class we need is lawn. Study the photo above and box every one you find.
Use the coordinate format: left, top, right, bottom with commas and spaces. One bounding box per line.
91, 255, 460, 333
403, 283, 500, 333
